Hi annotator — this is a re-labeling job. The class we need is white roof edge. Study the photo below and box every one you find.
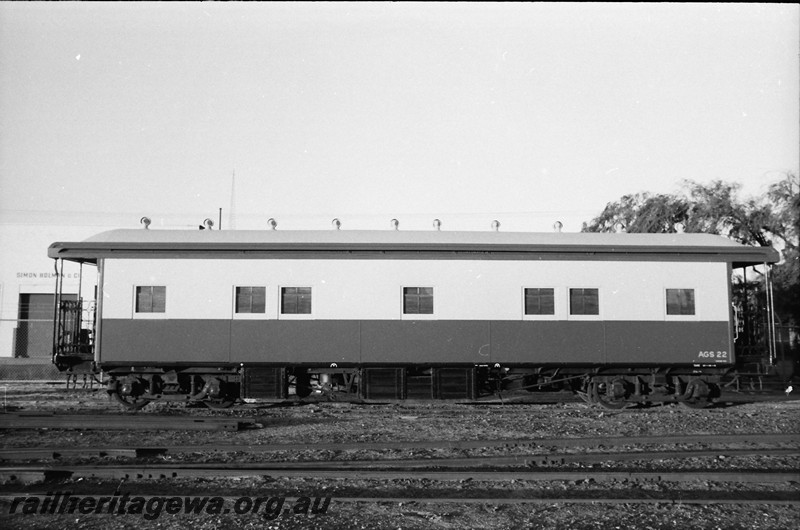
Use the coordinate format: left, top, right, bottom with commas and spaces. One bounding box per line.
79, 228, 746, 248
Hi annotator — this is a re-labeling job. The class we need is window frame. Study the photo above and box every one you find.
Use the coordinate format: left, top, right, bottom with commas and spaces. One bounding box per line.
664, 287, 697, 319
132, 285, 167, 318
233, 286, 267, 319
567, 287, 601, 319
401, 286, 436, 319
522, 287, 557, 320
278, 286, 313, 319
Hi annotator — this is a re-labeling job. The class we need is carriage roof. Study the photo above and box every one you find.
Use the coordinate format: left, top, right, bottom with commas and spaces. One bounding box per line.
48, 228, 780, 267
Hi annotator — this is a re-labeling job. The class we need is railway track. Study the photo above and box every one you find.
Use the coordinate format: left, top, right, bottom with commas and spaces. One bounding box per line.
0, 413, 256, 431
3, 446, 798, 466
1, 464, 797, 510
2, 432, 797, 485
1, 431, 797, 460
2, 493, 798, 508
2, 464, 798, 484
1, 444, 796, 514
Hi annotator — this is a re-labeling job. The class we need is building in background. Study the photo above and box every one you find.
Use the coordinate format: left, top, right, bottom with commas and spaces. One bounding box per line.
0, 224, 98, 359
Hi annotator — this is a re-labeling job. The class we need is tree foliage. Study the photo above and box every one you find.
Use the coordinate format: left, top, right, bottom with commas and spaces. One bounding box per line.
582, 173, 799, 325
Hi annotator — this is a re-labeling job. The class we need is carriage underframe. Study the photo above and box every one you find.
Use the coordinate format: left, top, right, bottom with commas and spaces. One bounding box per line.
99, 362, 766, 411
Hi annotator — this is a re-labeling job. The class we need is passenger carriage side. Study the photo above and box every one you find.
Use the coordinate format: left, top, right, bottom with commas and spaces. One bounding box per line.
47, 229, 779, 408
97, 258, 732, 367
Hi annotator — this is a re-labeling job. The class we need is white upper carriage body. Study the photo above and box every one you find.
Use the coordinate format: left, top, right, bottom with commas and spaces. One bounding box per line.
100, 257, 730, 323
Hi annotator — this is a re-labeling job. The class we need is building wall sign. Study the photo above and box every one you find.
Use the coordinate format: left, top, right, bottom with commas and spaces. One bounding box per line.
16, 272, 80, 280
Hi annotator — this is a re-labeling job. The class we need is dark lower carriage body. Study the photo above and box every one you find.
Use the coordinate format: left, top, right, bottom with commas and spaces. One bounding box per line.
101, 319, 730, 407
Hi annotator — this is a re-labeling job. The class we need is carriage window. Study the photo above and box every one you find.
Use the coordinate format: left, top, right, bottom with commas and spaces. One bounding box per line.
524, 288, 554, 315
281, 287, 312, 314
135, 286, 166, 313
666, 288, 695, 315
235, 286, 266, 314
403, 287, 434, 314
569, 288, 599, 315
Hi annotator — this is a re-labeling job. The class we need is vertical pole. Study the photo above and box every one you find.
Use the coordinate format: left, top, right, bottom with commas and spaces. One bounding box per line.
94, 259, 104, 365
765, 263, 777, 365
59, 260, 64, 300
219, 208, 222, 231
77, 262, 84, 351
58, 259, 65, 355
77, 262, 82, 299
51, 259, 61, 364
742, 267, 748, 345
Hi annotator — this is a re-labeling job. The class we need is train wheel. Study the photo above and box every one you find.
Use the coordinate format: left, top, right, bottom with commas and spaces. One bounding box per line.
112, 391, 151, 410
204, 399, 236, 409
197, 377, 239, 408
589, 380, 630, 410
596, 395, 628, 410
679, 398, 712, 409
678, 379, 713, 409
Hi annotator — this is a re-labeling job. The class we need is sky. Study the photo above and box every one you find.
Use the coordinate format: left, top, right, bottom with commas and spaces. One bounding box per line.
0, 2, 798, 233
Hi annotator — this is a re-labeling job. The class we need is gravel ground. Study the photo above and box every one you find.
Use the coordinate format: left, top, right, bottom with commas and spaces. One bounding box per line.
1, 383, 798, 529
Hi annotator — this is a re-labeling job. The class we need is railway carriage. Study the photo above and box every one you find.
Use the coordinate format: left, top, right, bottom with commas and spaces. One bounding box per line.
47, 228, 780, 409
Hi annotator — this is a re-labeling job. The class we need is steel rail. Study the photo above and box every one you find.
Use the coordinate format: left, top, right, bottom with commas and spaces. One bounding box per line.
316, 495, 800, 506
144, 448, 800, 468
1, 494, 798, 507
1, 432, 797, 461
1, 466, 797, 484
1, 447, 798, 469
0, 413, 255, 432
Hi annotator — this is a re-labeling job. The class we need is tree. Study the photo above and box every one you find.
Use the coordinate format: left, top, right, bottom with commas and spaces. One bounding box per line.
763, 174, 799, 326
579, 192, 690, 234
582, 173, 799, 326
